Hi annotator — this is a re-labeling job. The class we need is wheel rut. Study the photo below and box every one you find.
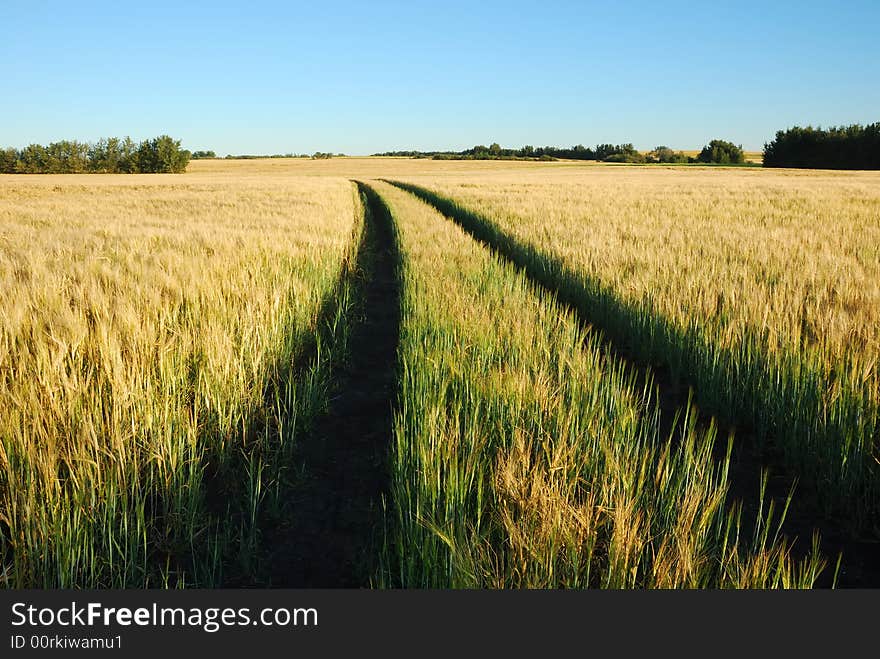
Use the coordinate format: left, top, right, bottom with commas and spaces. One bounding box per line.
268, 181, 400, 587
388, 179, 880, 588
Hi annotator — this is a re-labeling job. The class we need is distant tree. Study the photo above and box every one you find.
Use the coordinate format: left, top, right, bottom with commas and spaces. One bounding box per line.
593, 144, 617, 160
371, 141, 654, 163
598, 143, 644, 163
569, 144, 591, 159
154, 135, 190, 172
136, 139, 160, 173
118, 137, 139, 173
653, 146, 671, 161
763, 123, 880, 169
136, 135, 190, 173
41, 140, 89, 173
697, 139, 745, 164
89, 138, 120, 173
17, 144, 47, 173
650, 145, 688, 164
0, 147, 17, 173
0, 135, 189, 174
190, 150, 217, 159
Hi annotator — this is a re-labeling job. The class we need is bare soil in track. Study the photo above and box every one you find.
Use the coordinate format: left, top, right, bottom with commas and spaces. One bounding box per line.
266, 182, 399, 587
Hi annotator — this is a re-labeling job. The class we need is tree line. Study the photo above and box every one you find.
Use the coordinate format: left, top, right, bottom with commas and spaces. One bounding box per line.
11, 125, 878, 172
0, 135, 190, 173
219, 152, 345, 159
763, 123, 879, 169
375, 140, 745, 164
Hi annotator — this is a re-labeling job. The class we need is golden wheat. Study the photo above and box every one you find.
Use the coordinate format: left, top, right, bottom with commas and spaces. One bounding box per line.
0, 174, 358, 586
371, 179, 821, 588
394, 166, 880, 523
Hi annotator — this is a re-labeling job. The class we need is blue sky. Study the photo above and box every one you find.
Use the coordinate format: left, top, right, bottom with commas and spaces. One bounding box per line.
1, 1, 878, 155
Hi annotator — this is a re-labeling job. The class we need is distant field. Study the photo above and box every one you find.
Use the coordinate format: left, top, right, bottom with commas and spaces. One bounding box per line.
2, 157, 878, 588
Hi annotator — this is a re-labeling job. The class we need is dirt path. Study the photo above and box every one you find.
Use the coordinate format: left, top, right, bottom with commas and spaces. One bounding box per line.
267, 182, 399, 587
390, 180, 880, 588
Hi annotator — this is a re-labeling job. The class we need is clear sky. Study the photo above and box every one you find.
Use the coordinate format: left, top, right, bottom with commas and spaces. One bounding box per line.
2, 1, 878, 155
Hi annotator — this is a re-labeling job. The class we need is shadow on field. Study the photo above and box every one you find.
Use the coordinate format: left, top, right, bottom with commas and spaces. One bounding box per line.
265, 181, 400, 587
386, 179, 880, 588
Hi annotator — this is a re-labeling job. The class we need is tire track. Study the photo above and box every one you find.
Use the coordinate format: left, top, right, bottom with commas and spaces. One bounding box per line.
387, 179, 880, 588
266, 181, 400, 587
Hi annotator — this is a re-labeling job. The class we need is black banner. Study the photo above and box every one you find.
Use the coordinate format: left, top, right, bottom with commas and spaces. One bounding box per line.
1, 589, 877, 656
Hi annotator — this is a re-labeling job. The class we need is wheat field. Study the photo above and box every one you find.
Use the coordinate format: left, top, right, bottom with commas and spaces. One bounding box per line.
2, 158, 877, 588
391, 166, 880, 529
0, 173, 360, 586
373, 179, 822, 588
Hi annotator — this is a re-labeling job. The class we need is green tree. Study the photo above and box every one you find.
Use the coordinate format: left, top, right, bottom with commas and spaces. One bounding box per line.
89, 137, 125, 173
136, 135, 190, 173
44, 141, 88, 173
0, 147, 19, 173
764, 123, 880, 170
136, 139, 159, 172
697, 139, 744, 164
119, 137, 139, 173
0, 135, 189, 174
651, 145, 688, 163
154, 135, 190, 172
18, 144, 46, 173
